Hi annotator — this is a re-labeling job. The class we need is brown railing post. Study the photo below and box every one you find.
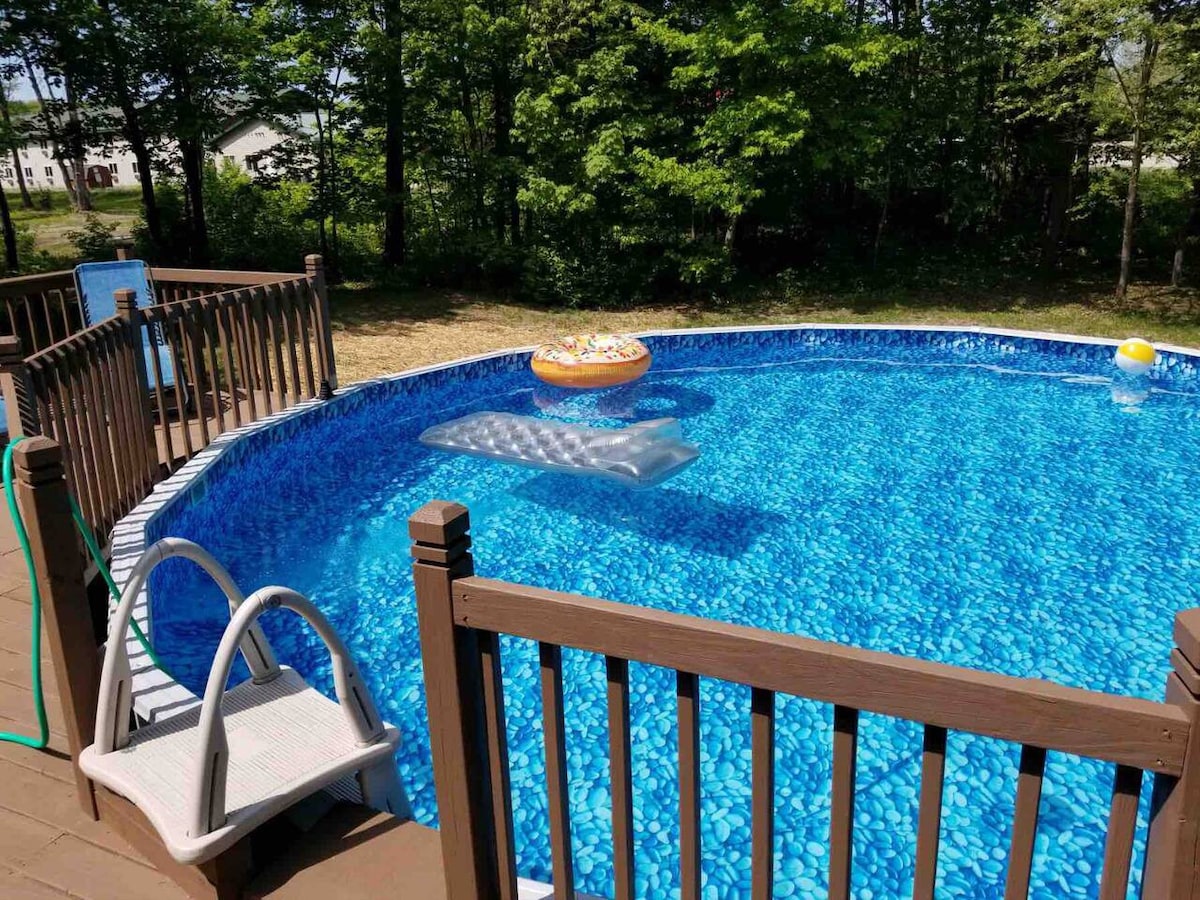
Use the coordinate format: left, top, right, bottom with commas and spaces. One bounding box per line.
1142, 608, 1200, 899
0, 334, 39, 437
410, 501, 500, 900
305, 254, 338, 392
13, 436, 99, 819
115, 288, 159, 469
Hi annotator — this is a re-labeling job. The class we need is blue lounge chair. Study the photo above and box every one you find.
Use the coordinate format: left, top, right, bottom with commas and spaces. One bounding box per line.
74, 261, 178, 394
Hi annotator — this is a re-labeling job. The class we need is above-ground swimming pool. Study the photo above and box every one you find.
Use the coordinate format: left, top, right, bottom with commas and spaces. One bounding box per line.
133, 327, 1200, 899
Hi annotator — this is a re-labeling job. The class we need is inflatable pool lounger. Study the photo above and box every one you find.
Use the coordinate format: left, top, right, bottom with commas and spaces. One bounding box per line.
419, 412, 699, 489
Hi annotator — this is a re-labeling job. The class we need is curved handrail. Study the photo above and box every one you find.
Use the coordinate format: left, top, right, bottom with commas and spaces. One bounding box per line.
190, 586, 386, 838
94, 538, 280, 754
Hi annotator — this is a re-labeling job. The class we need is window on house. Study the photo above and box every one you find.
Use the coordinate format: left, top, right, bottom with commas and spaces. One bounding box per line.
24, 167, 32, 178
39, 140, 47, 151
3, 168, 10, 178
108, 162, 118, 173
131, 161, 139, 174
44, 166, 53, 177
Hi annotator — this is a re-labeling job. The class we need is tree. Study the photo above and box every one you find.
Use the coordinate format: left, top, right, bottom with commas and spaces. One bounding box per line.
136, 0, 260, 264
88, 0, 168, 251
0, 79, 33, 209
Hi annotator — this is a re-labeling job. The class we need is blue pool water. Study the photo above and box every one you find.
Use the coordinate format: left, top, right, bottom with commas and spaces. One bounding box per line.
144, 329, 1200, 899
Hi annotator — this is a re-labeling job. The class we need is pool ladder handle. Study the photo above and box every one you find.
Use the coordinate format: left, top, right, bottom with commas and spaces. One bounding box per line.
90, 538, 408, 840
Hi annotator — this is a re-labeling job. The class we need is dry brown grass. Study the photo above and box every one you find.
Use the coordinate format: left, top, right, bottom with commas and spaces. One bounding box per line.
328, 279, 1200, 384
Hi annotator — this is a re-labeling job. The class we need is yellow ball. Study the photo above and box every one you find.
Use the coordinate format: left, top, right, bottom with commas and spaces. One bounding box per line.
1114, 338, 1156, 375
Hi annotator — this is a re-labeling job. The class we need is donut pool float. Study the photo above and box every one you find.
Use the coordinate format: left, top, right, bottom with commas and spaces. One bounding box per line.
531, 333, 651, 389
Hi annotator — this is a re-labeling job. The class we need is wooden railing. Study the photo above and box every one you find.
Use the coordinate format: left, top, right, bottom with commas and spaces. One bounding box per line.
0, 270, 85, 354
409, 501, 1200, 900
0, 255, 336, 541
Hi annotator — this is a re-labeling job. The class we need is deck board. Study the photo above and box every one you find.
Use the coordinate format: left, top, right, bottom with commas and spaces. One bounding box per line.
0, 529, 190, 900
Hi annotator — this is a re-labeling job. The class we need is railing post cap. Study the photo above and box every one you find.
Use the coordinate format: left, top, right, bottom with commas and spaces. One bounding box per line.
0, 334, 24, 362
1174, 609, 1200, 670
305, 254, 324, 271
12, 435, 64, 476
409, 501, 470, 545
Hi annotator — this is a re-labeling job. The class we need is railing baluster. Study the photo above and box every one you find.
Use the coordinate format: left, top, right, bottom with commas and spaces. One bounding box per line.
39, 291, 55, 348
174, 302, 208, 451
751, 686, 775, 900
479, 631, 518, 900
57, 289, 71, 340
540, 641, 575, 897
607, 656, 635, 900
164, 311, 193, 464
231, 291, 258, 422
829, 705, 859, 900
913, 724, 947, 900
89, 326, 126, 531
28, 365, 53, 441
92, 328, 133, 514
291, 280, 317, 398
264, 285, 288, 410
677, 671, 701, 900
216, 298, 242, 429
1098, 764, 1142, 899
112, 322, 156, 494
72, 338, 115, 533
201, 301, 225, 434
4, 298, 18, 344
144, 314, 173, 468
249, 286, 275, 415
22, 297, 39, 353
277, 282, 302, 405
1004, 744, 1047, 900
40, 361, 85, 515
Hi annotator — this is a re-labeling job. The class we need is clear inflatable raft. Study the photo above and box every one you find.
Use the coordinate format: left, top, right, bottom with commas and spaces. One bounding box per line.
418, 412, 699, 489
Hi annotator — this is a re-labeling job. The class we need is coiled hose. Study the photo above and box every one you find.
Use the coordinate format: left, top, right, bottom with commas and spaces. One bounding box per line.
0, 435, 171, 749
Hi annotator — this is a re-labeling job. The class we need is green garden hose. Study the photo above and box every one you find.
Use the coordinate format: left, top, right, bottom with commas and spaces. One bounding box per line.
0, 437, 49, 749
0, 435, 171, 750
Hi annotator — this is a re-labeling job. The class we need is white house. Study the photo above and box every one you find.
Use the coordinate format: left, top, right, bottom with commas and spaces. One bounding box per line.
0, 112, 310, 194
0, 136, 144, 193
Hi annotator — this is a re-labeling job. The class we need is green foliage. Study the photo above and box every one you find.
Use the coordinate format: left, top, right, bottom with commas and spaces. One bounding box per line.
7, 0, 1200, 295
1072, 168, 1194, 265
65, 213, 117, 262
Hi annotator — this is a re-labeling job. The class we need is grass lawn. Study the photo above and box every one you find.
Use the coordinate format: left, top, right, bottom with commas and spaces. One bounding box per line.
7, 188, 141, 256
329, 276, 1200, 384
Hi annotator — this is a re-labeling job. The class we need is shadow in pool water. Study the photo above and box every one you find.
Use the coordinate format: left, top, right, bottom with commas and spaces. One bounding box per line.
532, 381, 716, 421
511, 473, 784, 558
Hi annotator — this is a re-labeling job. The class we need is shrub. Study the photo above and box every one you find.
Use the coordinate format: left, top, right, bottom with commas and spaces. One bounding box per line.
66, 213, 118, 262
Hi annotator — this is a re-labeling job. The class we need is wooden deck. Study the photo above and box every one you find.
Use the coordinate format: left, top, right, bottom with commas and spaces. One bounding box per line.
0, 441, 452, 899
0, 510, 192, 899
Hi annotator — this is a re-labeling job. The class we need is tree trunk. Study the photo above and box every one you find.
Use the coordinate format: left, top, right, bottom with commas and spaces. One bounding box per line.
1116, 37, 1159, 299
21, 52, 77, 204
179, 137, 209, 266
326, 91, 342, 280
312, 105, 331, 268
490, 0, 518, 244
381, 2, 406, 268
1173, 178, 1200, 288
0, 90, 34, 209
0, 182, 18, 273
98, 0, 161, 248
63, 73, 92, 212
